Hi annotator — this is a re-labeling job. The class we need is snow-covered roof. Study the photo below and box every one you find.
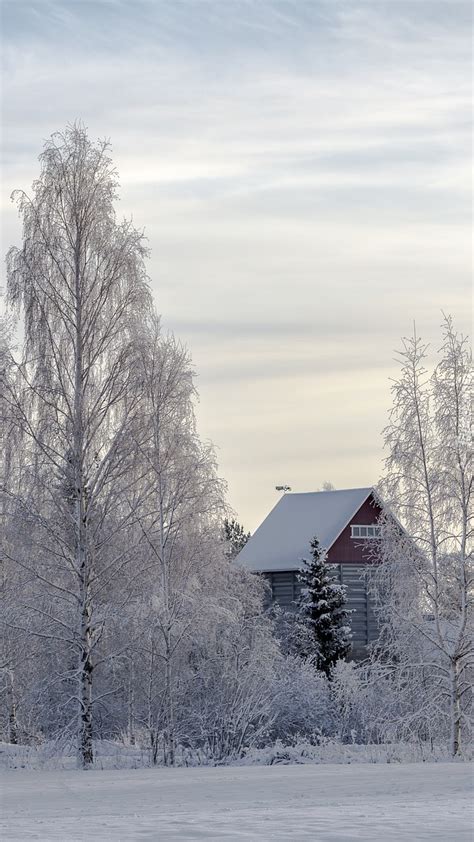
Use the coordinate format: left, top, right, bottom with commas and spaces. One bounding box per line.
236, 487, 374, 572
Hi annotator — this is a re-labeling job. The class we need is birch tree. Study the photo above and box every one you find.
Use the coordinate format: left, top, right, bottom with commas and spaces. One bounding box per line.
131, 325, 227, 764
1, 310, 23, 745
4, 124, 152, 767
372, 316, 473, 755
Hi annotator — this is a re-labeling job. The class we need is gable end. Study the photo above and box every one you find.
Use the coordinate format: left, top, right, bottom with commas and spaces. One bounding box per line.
327, 493, 382, 564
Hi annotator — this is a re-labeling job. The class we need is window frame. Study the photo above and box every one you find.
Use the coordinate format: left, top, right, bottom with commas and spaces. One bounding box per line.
350, 524, 381, 539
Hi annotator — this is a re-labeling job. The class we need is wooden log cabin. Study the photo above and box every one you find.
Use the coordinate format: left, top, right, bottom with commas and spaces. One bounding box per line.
236, 487, 384, 659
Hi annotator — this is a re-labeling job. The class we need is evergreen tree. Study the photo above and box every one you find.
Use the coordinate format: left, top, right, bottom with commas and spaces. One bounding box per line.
296, 537, 351, 676
223, 518, 250, 560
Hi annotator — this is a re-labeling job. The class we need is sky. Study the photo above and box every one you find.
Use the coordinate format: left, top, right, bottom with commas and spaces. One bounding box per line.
1, 0, 472, 531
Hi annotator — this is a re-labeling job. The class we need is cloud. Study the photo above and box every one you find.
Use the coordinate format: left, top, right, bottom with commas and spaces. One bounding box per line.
1, 0, 471, 528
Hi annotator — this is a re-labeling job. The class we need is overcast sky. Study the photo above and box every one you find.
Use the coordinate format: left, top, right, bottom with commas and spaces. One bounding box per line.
1, 0, 472, 530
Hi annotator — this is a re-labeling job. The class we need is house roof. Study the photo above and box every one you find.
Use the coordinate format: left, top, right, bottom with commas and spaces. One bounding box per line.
236, 487, 375, 572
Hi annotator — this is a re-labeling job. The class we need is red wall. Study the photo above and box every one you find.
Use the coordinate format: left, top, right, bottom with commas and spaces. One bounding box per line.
327, 494, 382, 565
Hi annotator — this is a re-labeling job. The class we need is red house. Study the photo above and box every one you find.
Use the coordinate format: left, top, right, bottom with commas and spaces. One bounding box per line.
236, 487, 384, 658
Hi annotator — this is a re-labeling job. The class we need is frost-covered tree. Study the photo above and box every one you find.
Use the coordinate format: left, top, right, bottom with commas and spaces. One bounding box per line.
296, 537, 351, 676
128, 323, 227, 765
4, 124, 152, 767
223, 517, 250, 560
371, 316, 473, 755
0, 313, 23, 746
1, 125, 293, 767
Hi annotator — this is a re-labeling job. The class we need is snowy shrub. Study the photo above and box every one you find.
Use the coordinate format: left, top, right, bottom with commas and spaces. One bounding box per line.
269, 655, 333, 741
176, 572, 279, 763
239, 738, 467, 767
330, 660, 371, 743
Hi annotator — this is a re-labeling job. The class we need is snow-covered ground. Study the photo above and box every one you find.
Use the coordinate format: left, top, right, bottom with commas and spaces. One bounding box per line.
1, 763, 472, 840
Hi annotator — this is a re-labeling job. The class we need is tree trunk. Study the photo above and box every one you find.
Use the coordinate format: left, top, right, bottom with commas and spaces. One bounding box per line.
147, 639, 159, 765
164, 637, 176, 766
449, 659, 462, 756
78, 600, 94, 768
128, 660, 135, 745
74, 241, 94, 770
7, 667, 18, 745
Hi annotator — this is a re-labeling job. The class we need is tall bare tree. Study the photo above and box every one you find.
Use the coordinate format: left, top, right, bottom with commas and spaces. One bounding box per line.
132, 324, 226, 765
4, 124, 152, 767
372, 316, 473, 755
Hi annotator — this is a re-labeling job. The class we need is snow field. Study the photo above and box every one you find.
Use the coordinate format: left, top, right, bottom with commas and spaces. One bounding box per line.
1, 762, 472, 841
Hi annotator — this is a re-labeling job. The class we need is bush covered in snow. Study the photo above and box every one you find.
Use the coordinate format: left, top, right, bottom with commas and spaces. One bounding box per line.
2, 735, 468, 772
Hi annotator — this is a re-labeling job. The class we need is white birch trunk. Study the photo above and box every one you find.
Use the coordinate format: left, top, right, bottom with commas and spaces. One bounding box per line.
7, 667, 18, 745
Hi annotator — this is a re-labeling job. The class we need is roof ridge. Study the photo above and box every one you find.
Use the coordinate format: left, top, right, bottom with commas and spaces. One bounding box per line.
286, 486, 373, 496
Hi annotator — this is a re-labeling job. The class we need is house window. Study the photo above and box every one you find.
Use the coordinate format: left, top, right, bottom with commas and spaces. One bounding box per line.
351, 524, 381, 539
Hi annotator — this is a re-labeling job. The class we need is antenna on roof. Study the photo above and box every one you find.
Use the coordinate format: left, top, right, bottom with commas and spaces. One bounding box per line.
275, 485, 291, 493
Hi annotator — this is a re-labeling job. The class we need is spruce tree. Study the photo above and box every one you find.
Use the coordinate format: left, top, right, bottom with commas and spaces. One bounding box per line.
223, 518, 251, 560
296, 537, 351, 676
